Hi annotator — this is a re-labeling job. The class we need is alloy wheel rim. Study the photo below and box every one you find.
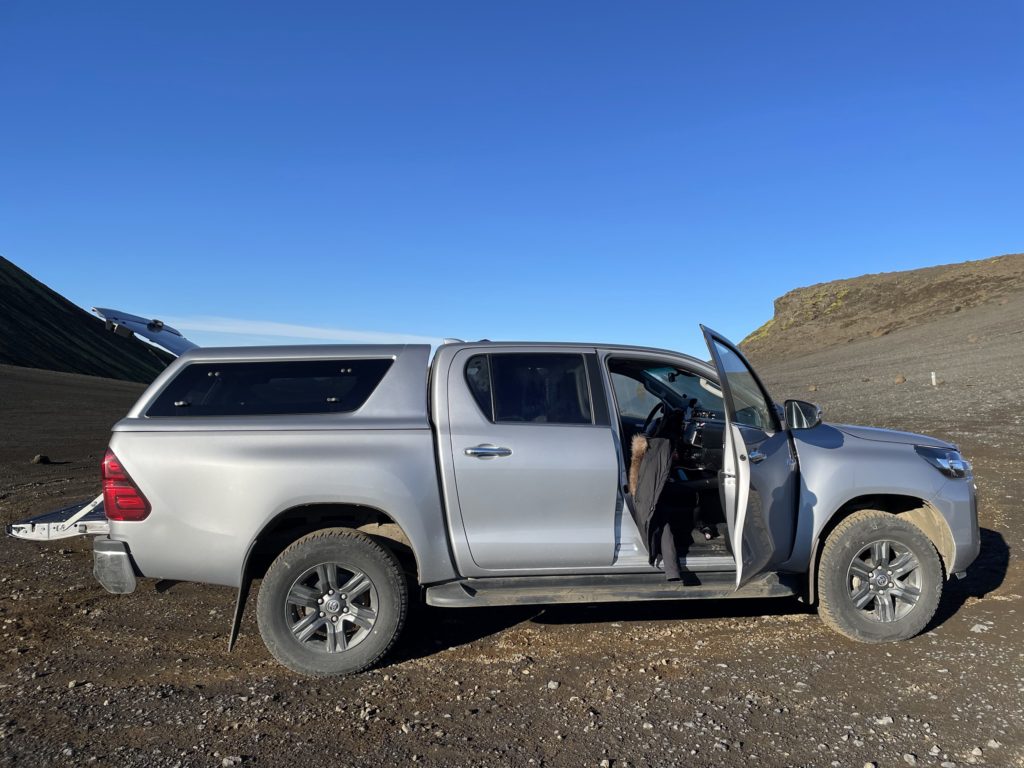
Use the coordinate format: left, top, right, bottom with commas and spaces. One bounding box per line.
284, 562, 378, 653
847, 539, 922, 623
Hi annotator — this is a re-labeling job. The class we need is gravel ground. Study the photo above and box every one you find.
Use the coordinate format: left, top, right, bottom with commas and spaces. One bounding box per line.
0, 293, 1021, 768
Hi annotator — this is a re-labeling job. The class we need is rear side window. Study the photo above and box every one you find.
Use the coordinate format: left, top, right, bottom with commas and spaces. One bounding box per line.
465, 353, 593, 425
464, 355, 493, 417
147, 359, 393, 417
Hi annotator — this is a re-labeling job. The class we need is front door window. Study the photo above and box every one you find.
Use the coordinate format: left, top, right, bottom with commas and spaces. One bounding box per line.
706, 340, 777, 433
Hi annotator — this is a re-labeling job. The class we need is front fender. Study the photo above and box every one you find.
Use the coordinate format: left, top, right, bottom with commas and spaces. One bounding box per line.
779, 424, 948, 574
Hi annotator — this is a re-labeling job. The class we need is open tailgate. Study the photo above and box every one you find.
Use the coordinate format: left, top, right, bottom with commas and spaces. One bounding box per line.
7, 495, 109, 541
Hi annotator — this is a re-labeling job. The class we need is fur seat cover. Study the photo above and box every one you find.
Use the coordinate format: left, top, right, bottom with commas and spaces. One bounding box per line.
628, 434, 648, 497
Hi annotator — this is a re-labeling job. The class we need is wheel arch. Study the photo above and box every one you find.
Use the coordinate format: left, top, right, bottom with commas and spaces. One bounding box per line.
247, 502, 419, 581
228, 502, 420, 651
807, 494, 953, 605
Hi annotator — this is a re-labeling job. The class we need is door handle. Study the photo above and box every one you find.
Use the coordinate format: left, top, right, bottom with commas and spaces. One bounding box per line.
465, 444, 513, 459
748, 449, 766, 464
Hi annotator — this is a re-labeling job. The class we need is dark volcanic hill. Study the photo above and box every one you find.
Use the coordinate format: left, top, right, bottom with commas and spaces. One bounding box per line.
741, 252, 1024, 363
0, 255, 171, 382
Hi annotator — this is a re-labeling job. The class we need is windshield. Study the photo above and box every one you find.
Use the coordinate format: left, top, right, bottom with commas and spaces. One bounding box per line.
645, 366, 725, 413
609, 360, 725, 418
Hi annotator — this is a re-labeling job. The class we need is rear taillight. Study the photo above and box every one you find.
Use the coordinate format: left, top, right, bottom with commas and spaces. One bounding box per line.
102, 449, 151, 521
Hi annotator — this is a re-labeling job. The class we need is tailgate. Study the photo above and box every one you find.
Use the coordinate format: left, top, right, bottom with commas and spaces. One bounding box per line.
6, 495, 110, 541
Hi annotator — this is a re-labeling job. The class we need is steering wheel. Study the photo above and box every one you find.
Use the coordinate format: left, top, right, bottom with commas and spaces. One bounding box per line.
642, 401, 667, 437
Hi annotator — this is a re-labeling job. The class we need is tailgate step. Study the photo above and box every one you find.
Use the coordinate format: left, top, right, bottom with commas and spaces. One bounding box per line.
425, 570, 799, 608
6, 495, 109, 541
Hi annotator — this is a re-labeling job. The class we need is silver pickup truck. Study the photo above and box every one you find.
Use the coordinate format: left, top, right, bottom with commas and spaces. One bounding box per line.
11, 325, 980, 676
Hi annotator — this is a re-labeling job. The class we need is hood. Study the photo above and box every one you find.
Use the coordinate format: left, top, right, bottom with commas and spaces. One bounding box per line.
832, 424, 955, 450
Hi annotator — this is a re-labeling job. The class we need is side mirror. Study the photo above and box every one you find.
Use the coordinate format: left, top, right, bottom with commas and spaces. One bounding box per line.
784, 399, 823, 430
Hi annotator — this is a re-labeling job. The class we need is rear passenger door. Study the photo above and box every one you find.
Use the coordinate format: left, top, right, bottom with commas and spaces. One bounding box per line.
446, 349, 620, 572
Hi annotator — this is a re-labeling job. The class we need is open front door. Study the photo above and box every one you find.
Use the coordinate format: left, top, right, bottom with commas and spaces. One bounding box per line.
701, 326, 798, 588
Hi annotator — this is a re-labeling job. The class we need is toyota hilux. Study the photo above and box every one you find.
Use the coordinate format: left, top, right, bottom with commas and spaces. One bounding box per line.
9, 323, 980, 677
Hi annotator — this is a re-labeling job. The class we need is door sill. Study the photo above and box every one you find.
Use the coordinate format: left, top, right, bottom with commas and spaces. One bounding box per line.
425, 570, 798, 608
611, 553, 736, 573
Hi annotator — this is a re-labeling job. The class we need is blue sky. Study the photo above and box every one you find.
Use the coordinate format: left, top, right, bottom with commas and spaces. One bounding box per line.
2, 2, 1021, 353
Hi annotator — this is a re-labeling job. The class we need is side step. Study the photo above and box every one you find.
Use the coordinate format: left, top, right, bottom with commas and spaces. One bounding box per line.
425, 571, 799, 608
6, 495, 109, 541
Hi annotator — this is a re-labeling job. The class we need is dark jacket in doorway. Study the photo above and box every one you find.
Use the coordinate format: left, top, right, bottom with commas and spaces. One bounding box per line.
627, 435, 682, 581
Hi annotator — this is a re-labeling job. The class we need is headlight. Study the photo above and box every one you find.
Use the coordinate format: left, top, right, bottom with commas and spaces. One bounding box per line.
915, 445, 971, 478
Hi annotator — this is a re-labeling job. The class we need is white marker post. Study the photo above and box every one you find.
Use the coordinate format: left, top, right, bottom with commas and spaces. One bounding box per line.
931, 371, 937, 387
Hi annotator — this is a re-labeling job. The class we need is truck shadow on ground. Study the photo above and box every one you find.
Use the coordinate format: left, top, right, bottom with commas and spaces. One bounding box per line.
389, 527, 1010, 665
388, 597, 809, 666
930, 526, 1010, 628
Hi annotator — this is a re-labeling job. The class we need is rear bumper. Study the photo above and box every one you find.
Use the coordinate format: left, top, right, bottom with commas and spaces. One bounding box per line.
93, 538, 138, 594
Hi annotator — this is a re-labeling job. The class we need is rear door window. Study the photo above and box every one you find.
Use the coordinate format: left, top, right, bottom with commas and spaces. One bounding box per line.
147, 359, 393, 417
465, 353, 593, 425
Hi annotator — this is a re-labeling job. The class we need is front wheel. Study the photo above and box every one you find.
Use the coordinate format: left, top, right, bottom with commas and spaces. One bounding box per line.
818, 510, 942, 643
256, 528, 408, 676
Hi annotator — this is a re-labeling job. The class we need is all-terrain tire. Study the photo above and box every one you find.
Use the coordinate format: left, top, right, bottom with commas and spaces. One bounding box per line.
818, 510, 942, 643
256, 528, 408, 676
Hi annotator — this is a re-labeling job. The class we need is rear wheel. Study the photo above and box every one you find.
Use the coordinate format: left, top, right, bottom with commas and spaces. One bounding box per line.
256, 528, 408, 676
818, 510, 942, 643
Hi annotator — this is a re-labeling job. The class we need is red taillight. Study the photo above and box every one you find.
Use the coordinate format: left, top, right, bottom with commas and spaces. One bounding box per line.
102, 448, 151, 521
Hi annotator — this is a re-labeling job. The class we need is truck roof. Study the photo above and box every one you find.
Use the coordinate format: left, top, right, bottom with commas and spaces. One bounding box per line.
438, 340, 711, 371
174, 343, 425, 362
171, 340, 709, 367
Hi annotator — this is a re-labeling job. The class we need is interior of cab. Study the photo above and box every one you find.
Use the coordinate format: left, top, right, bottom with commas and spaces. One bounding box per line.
607, 358, 732, 557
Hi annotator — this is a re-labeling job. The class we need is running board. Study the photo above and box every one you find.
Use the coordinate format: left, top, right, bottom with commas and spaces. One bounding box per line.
425, 571, 799, 608
6, 495, 109, 541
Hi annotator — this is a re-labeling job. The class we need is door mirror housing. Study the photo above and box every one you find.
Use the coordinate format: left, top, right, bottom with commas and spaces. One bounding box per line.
784, 399, 823, 430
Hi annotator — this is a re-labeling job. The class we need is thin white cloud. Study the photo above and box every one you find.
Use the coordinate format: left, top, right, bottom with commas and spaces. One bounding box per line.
163, 315, 441, 346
